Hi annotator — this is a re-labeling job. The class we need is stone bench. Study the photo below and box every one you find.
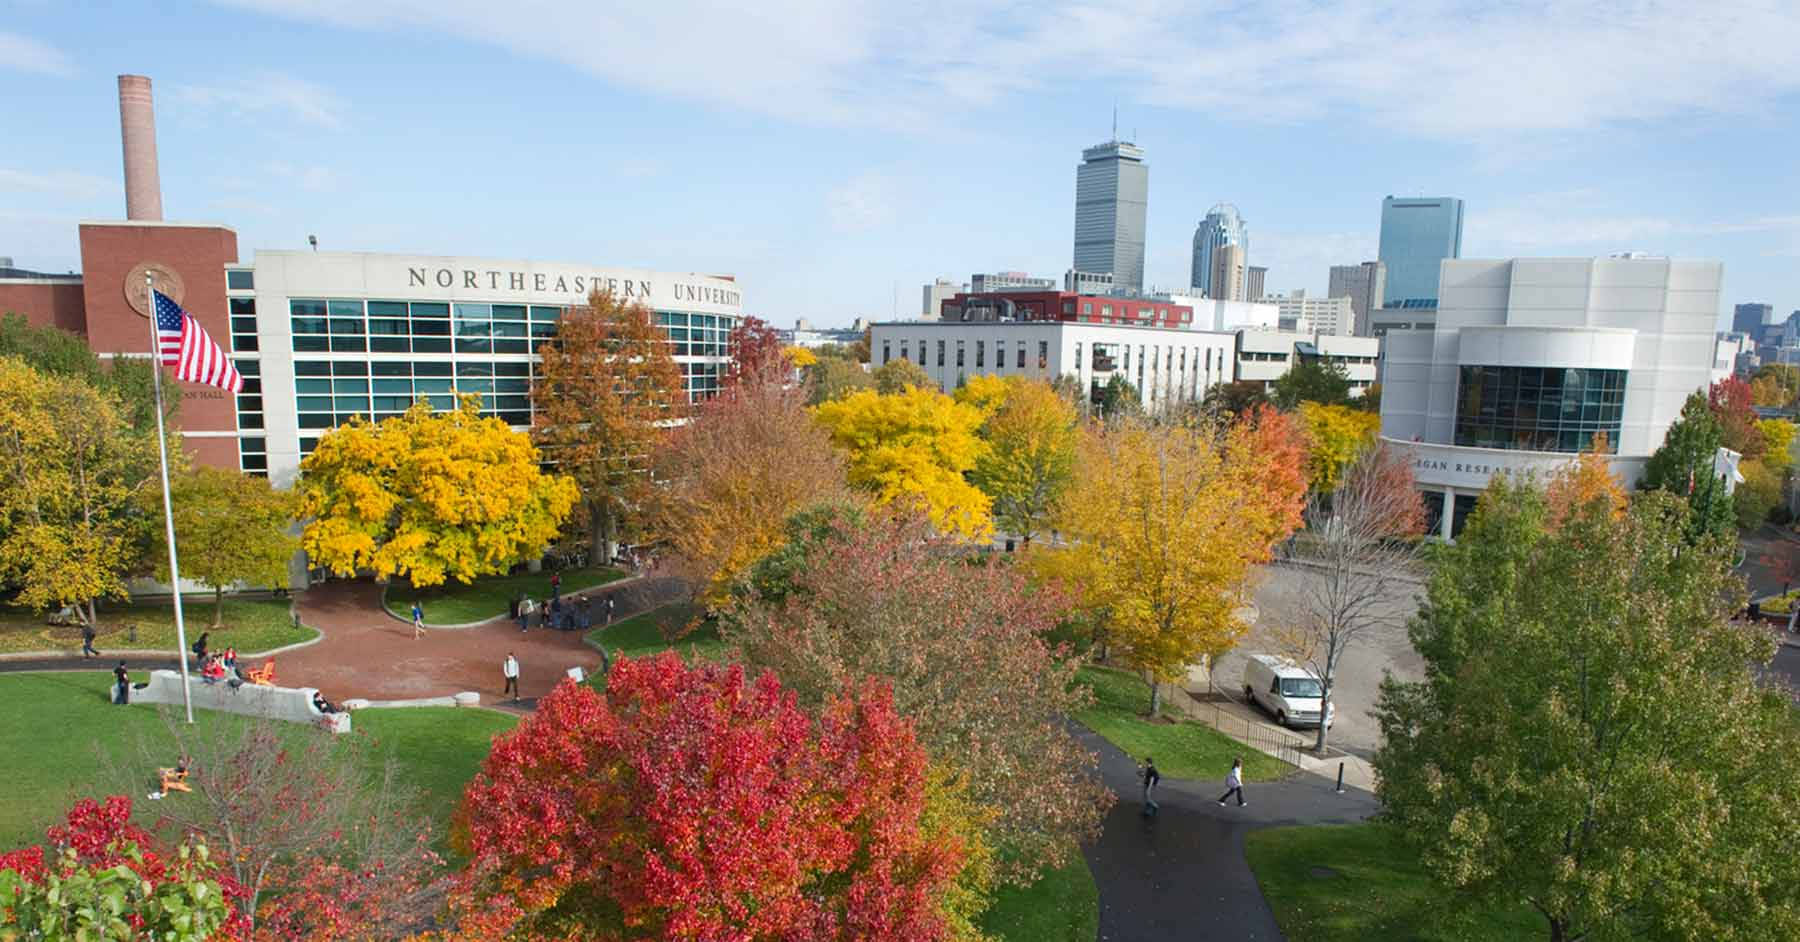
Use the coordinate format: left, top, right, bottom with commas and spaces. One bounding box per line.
113, 669, 352, 734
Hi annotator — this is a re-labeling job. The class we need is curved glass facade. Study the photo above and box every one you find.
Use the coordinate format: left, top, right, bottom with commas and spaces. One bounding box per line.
1454, 365, 1625, 453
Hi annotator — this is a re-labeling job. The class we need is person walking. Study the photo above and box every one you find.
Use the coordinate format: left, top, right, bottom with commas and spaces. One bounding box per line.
1141, 757, 1161, 814
605, 594, 616, 626
1218, 757, 1247, 807
550, 572, 561, 600
113, 661, 130, 705
1787, 601, 1798, 634
191, 631, 210, 662
517, 596, 534, 632
502, 652, 520, 701
411, 601, 425, 640
81, 623, 99, 658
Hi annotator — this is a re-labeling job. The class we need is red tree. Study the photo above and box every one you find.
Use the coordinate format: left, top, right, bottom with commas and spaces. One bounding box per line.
1234, 402, 1310, 557
1710, 376, 1764, 458
453, 655, 964, 941
725, 315, 786, 388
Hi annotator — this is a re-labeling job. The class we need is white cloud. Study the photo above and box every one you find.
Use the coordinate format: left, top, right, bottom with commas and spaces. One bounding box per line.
212, 0, 1800, 139
825, 172, 898, 232
0, 31, 73, 77
169, 72, 346, 129
0, 168, 118, 200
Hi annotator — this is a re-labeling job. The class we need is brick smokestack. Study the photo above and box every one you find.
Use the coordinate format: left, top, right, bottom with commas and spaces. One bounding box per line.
117, 74, 164, 221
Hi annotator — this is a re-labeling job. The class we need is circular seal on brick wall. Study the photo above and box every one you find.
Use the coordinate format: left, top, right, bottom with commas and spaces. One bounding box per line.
124, 261, 185, 317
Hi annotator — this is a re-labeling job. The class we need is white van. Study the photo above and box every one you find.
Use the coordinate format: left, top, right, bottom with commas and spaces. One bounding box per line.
1243, 654, 1333, 729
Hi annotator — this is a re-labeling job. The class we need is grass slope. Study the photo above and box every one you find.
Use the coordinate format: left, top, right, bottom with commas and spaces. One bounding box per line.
386, 566, 628, 625
584, 603, 732, 686
0, 672, 512, 854
0, 598, 314, 655
978, 853, 1100, 942
1075, 665, 1291, 782
1245, 822, 1543, 941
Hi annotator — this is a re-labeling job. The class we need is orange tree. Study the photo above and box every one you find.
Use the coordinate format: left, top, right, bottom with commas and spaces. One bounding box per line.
650, 366, 851, 606
452, 658, 967, 941
531, 288, 686, 562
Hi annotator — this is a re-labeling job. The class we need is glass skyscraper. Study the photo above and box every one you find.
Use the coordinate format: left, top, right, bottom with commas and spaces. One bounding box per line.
1190, 203, 1248, 299
1378, 196, 1464, 307
1072, 140, 1148, 292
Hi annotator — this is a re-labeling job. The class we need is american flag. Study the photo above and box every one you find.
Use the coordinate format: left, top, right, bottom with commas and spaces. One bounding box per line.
153, 290, 242, 393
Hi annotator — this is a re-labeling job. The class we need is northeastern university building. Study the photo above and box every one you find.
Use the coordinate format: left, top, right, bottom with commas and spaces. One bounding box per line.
0, 76, 742, 489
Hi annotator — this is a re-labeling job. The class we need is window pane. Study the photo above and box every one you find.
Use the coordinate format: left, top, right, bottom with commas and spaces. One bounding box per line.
226, 270, 255, 290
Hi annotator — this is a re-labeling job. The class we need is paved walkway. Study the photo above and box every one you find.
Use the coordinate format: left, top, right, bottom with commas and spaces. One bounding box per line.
1078, 727, 1379, 941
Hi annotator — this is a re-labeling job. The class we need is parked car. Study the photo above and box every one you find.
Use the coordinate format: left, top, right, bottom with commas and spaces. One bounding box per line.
1242, 654, 1334, 729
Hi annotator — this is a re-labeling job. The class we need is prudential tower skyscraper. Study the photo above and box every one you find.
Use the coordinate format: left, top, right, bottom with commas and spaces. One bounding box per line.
1072, 138, 1148, 293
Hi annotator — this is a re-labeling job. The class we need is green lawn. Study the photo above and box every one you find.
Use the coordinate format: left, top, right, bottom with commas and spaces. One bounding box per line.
584, 603, 732, 688
978, 853, 1100, 942
0, 672, 511, 854
386, 566, 629, 625
0, 596, 314, 656
1245, 822, 1544, 941
1074, 665, 1291, 782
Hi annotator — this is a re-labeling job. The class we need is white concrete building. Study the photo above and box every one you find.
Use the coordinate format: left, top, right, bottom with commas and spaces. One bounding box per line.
1160, 294, 1278, 332
1380, 255, 1724, 539
871, 320, 1237, 411
921, 278, 965, 320
1270, 290, 1355, 336
1236, 331, 1380, 394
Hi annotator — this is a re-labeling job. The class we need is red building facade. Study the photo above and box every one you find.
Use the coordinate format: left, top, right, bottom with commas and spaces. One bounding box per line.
939, 289, 1192, 328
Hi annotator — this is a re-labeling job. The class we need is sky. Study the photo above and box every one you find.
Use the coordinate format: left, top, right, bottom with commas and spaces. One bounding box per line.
4, 0, 1800, 329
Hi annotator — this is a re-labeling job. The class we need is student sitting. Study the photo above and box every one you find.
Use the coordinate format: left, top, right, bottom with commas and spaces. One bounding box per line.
200, 656, 227, 685
311, 691, 337, 714
150, 763, 190, 799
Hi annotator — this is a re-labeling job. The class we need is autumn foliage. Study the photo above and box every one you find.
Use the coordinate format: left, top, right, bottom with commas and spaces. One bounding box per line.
1545, 433, 1629, 530
454, 658, 966, 941
813, 386, 993, 540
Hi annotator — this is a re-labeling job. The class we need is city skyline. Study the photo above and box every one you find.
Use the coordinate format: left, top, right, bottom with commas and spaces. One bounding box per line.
4, 3, 1800, 328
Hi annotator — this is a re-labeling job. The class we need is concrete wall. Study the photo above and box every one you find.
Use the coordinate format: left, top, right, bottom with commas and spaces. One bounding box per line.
119, 668, 351, 733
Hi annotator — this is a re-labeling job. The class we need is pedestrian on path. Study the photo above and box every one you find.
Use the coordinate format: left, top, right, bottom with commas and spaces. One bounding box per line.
1787, 602, 1798, 634
502, 652, 520, 701
550, 572, 561, 601
1140, 757, 1161, 814
191, 632, 210, 662
411, 601, 425, 640
113, 661, 130, 705
81, 624, 99, 658
1218, 758, 1246, 807
605, 594, 615, 626
518, 596, 534, 633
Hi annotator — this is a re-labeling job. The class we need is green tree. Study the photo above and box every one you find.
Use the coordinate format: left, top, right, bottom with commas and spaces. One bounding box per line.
1376, 479, 1800, 941
1734, 458, 1782, 528
872, 357, 934, 394
806, 355, 874, 405
153, 467, 298, 626
970, 379, 1077, 544
0, 357, 167, 626
1094, 374, 1141, 420
1270, 358, 1351, 409
296, 397, 578, 586
0, 312, 169, 432
1354, 381, 1381, 413
1641, 391, 1735, 541
1200, 379, 1271, 419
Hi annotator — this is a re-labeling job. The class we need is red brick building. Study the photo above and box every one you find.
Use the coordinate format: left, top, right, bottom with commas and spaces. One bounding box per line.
939, 289, 1192, 328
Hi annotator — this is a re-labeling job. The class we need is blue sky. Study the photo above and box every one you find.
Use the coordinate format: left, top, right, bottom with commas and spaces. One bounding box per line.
4, 1, 1799, 328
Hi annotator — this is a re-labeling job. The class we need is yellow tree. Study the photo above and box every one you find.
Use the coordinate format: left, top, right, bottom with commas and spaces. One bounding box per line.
1759, 418, 1796, 472
296, 396, 578, 586
970, 379, 1077, 544
1051, 416, 1305, 711
1298, 401, 1380, 492
952, 373, 1014, 417
651, 375, 852, 607
1544, 433, 1629, 530
152, 467, 298, 626
0, 357, 167, 627
532, 289, 686, 562
813, 386, 992, 540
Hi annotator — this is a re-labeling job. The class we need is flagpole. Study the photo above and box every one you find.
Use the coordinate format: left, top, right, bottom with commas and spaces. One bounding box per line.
146, 271, 195, 724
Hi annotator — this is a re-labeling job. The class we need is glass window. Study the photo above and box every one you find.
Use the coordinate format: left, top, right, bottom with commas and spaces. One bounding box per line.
226, 270, 255, 291
1038, 341, 1048, 369
956, 341, 965, 367
975, 340, 985, 368
1454, 365, 1626, 453
1017, 342, 1025, 369
882, 340, 891, 364
937, 340, 946, 367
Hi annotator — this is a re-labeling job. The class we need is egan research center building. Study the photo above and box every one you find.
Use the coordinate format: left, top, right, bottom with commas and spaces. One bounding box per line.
1380, 255, 1728, 539
0, 76, 743, 490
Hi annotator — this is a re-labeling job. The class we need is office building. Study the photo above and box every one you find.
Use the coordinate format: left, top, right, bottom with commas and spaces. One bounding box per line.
1246, 266, 1267, 302
1209, 243, 1248, 302
938, 286, 1191, 328
921, 278, 966, 320
1734, 302, 1773, 336
1378, 196, 1464, 307
1381, 255, 1728, 539
872, 319, 1234, 411
0, 75, 743, 491
970, 271, 1056, 293
1329, 261, 1387, 336
1269, 290, 1354, 336
1072, 140, 1149, 292
1190, 203, 1248, 299
1237, 330, 1379, 396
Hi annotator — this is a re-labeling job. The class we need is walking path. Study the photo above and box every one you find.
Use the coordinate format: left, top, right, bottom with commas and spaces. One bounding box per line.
1077, 726, 1379, 941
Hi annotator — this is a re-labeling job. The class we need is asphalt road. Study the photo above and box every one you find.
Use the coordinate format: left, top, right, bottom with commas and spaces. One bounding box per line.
1210, 562, 1427, 758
